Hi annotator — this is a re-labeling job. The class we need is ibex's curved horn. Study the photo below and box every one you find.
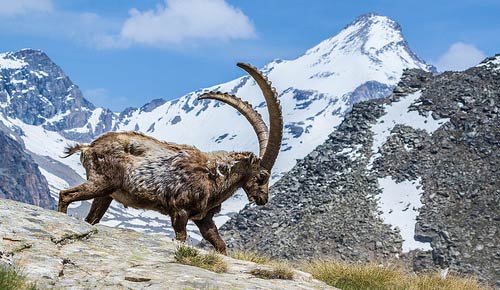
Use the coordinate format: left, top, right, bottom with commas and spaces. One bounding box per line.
237, 63, 283, 171
198, 92, 269, 157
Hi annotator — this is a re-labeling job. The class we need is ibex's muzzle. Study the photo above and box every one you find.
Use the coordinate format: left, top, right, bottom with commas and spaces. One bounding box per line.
255, 195, 268, 205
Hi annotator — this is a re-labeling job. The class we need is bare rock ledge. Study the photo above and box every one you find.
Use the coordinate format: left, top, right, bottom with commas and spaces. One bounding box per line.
0, 199, 334, 290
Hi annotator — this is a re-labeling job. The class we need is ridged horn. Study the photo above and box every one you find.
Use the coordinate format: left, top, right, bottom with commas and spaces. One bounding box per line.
198, 91, 269, 157
237, 63, 283, 171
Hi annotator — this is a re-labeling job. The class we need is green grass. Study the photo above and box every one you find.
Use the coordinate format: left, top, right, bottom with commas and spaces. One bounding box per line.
230, 250, 270, 265
229, 250, 294, 280
0, 265, 37, 290
405, 271, 489, 290
249, 263, 294, 280
181, 248, 488, 288
303, 260, 489, 290
174, 245, 227, 273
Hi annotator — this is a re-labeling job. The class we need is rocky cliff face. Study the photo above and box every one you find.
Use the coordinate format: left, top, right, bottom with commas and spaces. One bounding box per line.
0, 131, 54, 209
0, 199, 333, 290
220, 55, 500, 284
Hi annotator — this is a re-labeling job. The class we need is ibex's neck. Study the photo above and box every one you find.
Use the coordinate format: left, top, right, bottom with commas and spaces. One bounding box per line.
206, 151, 254, 205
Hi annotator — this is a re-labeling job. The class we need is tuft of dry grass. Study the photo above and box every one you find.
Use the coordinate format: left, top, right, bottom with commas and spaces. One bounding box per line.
230, 250, 270, 265
249, 263, 294, 280
304, 260, 402, 290
0, 265, 38, 290
230, 250, 294, 280
174, 245, 227, 273
405, 271, 489, 290
303, 260, 489, 290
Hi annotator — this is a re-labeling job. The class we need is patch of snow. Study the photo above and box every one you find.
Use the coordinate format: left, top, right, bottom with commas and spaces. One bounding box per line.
44, 110, 71, 124
10, 79, 27, 85
86, 108, 103, 132
38, 167, 68, 200
368, 91, 449, 166
338, 144, 364, 161
0, 115, 84, 178
0, 53, 27, 70
377, 176, 431, 252
30, 70, 48, 79
477, 55, 500, 70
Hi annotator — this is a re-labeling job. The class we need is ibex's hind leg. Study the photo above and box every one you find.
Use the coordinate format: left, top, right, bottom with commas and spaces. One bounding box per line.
58, 180, 113, 214
85, 195, 113, 225
171, 210, 189, 242
194, 212, 227, 255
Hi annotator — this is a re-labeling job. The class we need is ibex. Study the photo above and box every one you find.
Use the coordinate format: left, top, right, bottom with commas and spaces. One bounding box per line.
58, 63, 283, 254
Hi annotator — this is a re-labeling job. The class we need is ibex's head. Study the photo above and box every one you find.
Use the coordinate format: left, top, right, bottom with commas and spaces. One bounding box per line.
241, 155, 270, 205
198, 63, 283, 206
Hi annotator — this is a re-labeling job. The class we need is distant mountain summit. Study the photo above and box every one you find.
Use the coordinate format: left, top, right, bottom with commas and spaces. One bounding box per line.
0, 49, 115, 141
0, 14, 433, 238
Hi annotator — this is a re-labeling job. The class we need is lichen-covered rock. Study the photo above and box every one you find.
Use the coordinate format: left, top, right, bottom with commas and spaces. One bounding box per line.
0, 199, 334, 289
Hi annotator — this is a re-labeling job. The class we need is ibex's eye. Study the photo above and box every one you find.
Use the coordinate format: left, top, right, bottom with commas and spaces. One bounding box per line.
257, 172, 269, 185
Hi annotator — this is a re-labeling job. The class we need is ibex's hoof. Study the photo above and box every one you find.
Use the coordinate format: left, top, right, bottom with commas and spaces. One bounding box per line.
58, 205, 68, 214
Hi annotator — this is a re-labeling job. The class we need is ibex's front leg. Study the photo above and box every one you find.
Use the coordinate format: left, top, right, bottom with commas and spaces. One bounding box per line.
171, 210, 189, 242
58, 180, 113, 214
85, 196, 113, 225
194, 211, 227, 255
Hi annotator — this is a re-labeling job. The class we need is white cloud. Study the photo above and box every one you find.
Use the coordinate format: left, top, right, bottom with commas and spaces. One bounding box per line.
0, 0, 255, 50
0, 0, 53, 16
435, 42, 486, 72
110, 0, 256, 47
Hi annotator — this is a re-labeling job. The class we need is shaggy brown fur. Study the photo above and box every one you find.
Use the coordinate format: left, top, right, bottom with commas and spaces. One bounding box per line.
58, 63, 282, 254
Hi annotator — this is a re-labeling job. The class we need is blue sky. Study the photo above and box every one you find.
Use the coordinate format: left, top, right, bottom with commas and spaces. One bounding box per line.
0, 0, 498, 111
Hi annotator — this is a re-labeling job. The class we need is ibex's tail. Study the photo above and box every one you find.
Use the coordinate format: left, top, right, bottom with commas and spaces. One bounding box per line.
62, 144, 89, 158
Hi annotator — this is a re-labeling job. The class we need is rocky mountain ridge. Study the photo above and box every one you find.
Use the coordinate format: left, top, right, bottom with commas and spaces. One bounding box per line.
220, 55, 500, 284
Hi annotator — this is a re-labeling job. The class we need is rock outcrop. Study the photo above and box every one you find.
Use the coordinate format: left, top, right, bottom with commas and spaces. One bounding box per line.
0, 131, 54, 209
220, 55, 500, 284
0, 199, 333, 289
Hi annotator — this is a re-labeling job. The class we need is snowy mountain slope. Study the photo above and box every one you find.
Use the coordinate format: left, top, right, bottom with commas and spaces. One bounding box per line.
0, 14, 433, 239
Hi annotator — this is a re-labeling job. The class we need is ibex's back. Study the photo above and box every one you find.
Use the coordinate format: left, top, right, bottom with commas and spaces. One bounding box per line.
65, 131, 248, 214
58, 63, 283, 254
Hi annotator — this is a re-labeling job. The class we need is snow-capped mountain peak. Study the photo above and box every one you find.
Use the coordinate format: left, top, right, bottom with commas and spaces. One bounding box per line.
0, 49, 117, 141
0, 51, 28, 70
477, 53, 500, 70
255, 14, 433, 98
